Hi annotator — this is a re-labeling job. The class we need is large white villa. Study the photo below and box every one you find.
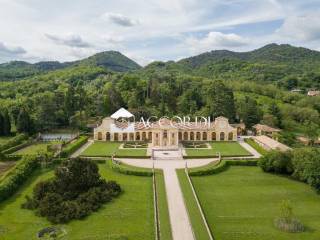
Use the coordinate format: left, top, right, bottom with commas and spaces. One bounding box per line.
94, 108, 237, 148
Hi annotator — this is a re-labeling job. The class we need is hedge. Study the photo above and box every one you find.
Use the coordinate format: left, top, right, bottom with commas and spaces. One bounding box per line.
0, 155, 39, 202
0, 134, 29, 152
60, 136, 88, 158
2, 140, 34, 155
189, 159, 258, 176
110, 161, 153, 176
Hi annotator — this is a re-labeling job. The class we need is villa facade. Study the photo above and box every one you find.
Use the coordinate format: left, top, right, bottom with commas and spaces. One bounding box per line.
94, 109, 237, 148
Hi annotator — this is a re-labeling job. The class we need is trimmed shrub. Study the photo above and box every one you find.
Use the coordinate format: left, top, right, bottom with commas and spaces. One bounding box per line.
189, 159, 258, 176
0, 155, 39, 202
2, 140, 34, 155
60, 136, 88, 157
0, 134, 29, 152
111, 161, 153, 176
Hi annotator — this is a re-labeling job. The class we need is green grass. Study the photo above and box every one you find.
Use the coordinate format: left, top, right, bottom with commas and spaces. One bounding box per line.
186, 142, 251, 157
177, 169, 211, 240
81, 141, 147, 157
0, 136, 13, 145
155, 170, 172, 240
245, 138, 268, 155
81, 141, 121, 156
0, 161, 155, 239
116, 148, 147, 157
13, 142, 58, 155
191, 166, 320, 240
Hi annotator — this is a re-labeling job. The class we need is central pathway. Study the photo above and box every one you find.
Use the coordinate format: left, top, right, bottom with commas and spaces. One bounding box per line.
117, 158, 216, 240
163, 167, 194, 240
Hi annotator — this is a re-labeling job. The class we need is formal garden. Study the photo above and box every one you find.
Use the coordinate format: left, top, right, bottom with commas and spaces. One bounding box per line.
185, 141, 252, 157
81, 141, 148, 158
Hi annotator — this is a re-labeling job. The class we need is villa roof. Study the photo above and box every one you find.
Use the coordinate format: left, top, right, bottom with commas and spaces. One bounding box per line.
110, 108, 134, 119
253, 135, 290, 152
253, 124, 281, 133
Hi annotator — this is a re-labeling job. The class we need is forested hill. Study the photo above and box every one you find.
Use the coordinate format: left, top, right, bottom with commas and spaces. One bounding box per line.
143, 44, 320, 89
0, 51, 141, 81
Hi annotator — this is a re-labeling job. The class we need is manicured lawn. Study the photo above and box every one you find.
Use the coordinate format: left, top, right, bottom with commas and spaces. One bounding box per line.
155, 170, 172, 240
81, 141, 147, 157
186, 142, 251, 157
177, 169, 211, 240
81, 141, 121, 156
191, 166, 320, 240
116, 148, 147, 157
0, 161, 155, 239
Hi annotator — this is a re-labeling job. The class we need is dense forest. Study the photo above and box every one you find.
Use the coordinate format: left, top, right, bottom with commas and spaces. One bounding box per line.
0, 43, 320, 145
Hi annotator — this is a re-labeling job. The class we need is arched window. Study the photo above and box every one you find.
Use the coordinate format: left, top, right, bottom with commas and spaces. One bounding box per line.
196, 132, 201, 140
190, 132, 194, 141
220, 132, 225, 141
123, 133, 128, 141
142, 132, 146, 141
114, 133, 119, 141
228, 132, 233, 141
211, 132, 216, 141
136, 132, 140, 141
203, 132, 207, 141
178, 132, 182, 140
171, 133, 175, 145
106, 132, 110, 141
183, 132, 188, 141
148, 132, 152, 141
98, 132, 102, 140
129, 133, 134, 141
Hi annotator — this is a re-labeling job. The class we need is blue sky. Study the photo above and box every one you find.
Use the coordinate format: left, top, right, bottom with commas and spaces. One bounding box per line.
0, 0, 320, 65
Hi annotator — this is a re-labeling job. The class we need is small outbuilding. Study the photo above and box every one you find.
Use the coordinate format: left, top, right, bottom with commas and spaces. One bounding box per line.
253, 124, 281, 138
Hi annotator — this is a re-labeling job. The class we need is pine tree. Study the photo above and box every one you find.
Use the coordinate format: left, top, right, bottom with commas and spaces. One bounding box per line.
2, 109, 11, 136
17, 108, 33, 134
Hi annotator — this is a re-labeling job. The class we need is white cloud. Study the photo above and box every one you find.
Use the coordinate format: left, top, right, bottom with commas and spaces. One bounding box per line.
0, 0, 319, 64
45, 33, 92, 48
0, 41, 26, 56
0, 41, 26, 62
101, 12, 139, 27
276, 13, 320, 41
185, 32, 248, 54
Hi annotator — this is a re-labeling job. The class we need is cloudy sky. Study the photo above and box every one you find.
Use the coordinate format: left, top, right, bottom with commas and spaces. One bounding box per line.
0, 0, 320, 65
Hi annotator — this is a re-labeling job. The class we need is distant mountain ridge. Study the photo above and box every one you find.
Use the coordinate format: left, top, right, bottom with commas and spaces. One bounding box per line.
1, 43, 320, 84
0, 51, 141, 81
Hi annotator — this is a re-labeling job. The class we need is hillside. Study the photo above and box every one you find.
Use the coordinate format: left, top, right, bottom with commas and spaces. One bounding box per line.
142, 44, 320, 89
0, 51, 141, 81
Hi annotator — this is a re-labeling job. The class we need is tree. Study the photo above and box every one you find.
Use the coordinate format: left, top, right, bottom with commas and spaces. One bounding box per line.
64, 85, 77, 119
302, 121, 320, 146
0, 112, 4, 136
237, 97, 262, 128
206, 80, 236, 121
16, 108, 34, 134
2, 109, 11, 136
